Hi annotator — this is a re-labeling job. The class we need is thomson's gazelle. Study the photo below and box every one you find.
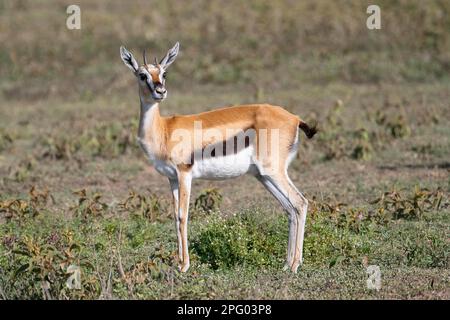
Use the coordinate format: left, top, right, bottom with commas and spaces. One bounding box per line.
120, 42, 317, 273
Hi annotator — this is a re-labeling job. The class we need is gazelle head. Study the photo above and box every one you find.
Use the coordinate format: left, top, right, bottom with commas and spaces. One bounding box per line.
120, 42, 180, 102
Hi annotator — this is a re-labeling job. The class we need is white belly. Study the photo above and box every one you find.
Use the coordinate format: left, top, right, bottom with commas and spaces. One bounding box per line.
146, 146, 257, 181
192, 146, 255, 180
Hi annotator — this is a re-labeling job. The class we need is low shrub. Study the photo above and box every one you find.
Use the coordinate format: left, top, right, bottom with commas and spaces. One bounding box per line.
193, 188, 223, 215
370, 187, 445, 220
191, 211, 286, 270
70, 189, 108, 220
2, 231, 98, 299
119, 190, 169, 222
39, 120, 139, 161
0, 129, 13, 152
0, 186, 52, 222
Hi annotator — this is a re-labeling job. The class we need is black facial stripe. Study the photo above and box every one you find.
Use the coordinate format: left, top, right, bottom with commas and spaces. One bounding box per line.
146, 80, 154, 93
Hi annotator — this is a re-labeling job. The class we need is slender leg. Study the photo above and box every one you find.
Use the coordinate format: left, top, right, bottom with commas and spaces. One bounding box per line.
286, 176, 308, 271
169, 178, 183, 263
256, 172, 308, 273
255, 174, 297, 270
177, 170, 192, 272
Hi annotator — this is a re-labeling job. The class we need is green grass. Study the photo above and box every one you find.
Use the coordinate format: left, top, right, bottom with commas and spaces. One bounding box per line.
1, 1, 450, 300
0, 81, 448, 299
0, 199, 448, 299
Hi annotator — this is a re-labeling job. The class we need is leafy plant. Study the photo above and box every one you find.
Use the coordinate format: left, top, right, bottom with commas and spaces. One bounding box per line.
386, 114, 411, 139
79, 121, 138, 158
10, 231, 97, 299
40, 136, 80, 160
193, 188, 223, 215
39, 120, 139, 161
70, 189, 108, 219
373, 107, 411, 139
325, 99, 345, 129
0, 186, 53, 222
309, 197, 369, 232
401, 228, 448, 268
370, 187, 445, 220
321, 135, 347, 161
304, 214, 365, 268
6, 156, 37, 182
119, 190, 169, 222
351, 128, 373, 160
192, 212, 285, 270
0, 129, 13, 152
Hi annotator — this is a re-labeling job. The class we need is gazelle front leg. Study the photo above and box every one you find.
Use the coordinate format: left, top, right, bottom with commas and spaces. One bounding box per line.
176, 169, 192, 272
169, 178, 183, 264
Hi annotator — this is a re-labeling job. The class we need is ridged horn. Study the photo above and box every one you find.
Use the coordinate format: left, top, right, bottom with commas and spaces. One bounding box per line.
143, 49, 148, 65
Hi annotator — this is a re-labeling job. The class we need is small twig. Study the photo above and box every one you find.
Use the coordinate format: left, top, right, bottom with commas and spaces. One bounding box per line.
105, 255, 114, 299
117, 225, 126, 280
117, 224, 135, 298
92, 243, 108, 300
117, 251, 126, 279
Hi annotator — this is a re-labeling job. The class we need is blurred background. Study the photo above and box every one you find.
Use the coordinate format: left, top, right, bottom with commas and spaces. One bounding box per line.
0, 0, 449, 101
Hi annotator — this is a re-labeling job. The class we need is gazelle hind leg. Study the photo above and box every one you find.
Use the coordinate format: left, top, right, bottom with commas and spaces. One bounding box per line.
255, 174, 298, 271
286, 176, 308, 271
256, 172, 307, 273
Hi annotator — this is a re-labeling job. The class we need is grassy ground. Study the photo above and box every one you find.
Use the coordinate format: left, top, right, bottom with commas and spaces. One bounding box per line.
0, 83, 448, 299
0, 1, 449, 299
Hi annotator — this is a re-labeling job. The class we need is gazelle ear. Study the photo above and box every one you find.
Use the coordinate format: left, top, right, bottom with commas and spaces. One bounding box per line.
120, 46, 139, 73
159, 42, 180, 68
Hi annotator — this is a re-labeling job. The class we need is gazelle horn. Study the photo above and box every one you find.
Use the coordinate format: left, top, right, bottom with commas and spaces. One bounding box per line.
143, 50, 148, 65
154, 57, 158, 66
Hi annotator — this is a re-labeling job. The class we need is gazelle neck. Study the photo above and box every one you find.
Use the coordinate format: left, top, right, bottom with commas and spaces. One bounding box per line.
138, 95, 161, 139
137, 89, 168, 162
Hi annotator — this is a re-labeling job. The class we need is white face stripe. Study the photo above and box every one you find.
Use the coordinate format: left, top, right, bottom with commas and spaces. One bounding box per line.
140, 65, 166, 88
138, 68, 154, 90
157, 65, 166, 84
138, 65, 168, 102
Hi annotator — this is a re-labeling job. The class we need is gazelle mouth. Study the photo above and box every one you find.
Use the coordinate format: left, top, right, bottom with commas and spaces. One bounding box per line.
145, 82, 166, 101
149, 87, 166, 101
152, 95, 166, 102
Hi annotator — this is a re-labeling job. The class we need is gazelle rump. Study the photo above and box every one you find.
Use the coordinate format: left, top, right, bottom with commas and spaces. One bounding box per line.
120, 43, 317, 273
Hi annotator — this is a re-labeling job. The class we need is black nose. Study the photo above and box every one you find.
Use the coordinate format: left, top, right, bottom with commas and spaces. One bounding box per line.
155, 86, 166, 94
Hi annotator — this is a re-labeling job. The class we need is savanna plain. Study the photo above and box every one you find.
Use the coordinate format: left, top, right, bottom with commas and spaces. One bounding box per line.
0, 0, 449, 299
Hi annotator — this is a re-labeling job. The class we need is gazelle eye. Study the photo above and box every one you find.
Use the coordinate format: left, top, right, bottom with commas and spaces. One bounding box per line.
139, 74, 147, 81
163, 72, 167, 79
